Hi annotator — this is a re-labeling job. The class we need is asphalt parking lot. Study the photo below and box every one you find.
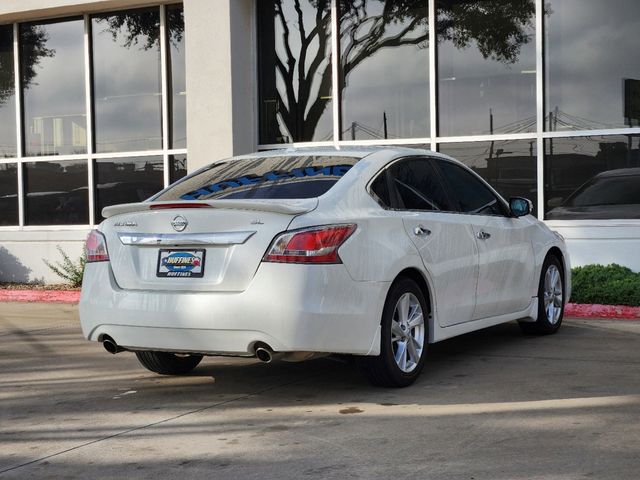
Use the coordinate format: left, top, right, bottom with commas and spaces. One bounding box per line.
1, 303, 639, 479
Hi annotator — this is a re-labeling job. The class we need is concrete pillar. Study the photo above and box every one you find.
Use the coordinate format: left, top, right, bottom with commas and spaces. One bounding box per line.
184, 0, 256, 172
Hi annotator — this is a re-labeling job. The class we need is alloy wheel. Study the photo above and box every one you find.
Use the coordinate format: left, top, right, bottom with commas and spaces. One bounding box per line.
390, 292, 425, 373
543, 264, 563, 324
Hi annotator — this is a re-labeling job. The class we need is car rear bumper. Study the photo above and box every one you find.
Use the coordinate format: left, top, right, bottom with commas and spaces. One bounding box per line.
79, 262, 388, 356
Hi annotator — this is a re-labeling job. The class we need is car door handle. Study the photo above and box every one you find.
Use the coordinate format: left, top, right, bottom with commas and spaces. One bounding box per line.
413, 225, 431, 237
476, 231, 491, 240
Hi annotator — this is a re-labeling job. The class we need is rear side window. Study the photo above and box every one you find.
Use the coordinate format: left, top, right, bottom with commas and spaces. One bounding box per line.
388, 158, 452, 211
435, 160, 506, 216
153, 155, 360, 201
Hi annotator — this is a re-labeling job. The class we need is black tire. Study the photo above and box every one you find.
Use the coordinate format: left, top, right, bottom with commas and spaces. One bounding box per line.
519, 254, 565, 335
135, 351, 203, 375
357, 278, 429, 387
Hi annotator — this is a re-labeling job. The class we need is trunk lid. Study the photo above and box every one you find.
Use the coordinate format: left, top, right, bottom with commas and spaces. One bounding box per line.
101, 199, 317, 292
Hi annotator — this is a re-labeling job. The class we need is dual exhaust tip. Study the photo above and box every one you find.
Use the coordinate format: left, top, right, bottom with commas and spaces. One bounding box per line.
103, 337, 278, 363
255, 344, 275, 363
102, 337, 124, 355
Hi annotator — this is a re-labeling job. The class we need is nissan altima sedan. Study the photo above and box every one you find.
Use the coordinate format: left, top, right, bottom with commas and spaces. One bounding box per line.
80, 147, 571, 387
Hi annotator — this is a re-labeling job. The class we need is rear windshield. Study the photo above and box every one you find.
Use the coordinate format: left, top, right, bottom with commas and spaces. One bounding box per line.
153, 155, 361, 201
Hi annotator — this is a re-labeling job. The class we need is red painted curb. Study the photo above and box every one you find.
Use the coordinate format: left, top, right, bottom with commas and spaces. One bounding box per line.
565, 303, 640, 320
0, 290, 81, 304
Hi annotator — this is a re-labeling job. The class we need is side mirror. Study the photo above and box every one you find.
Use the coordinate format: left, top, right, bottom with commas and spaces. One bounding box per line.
509, 197, 533, 217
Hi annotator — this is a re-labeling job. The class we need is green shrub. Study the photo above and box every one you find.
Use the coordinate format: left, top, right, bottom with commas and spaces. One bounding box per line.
43, 246, 86, 288
571, 264, 640, 306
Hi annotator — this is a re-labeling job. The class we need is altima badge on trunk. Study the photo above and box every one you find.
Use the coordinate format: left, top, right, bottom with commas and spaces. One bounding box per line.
171, 215, 188, 232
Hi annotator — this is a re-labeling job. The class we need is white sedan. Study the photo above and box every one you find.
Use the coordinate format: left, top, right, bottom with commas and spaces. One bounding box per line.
80, 147, 570, 387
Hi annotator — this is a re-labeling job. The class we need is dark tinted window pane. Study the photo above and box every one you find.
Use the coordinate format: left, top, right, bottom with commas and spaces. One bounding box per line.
94, 156, 164, 222
24, 161, 88, 225
257, 0, 333, 143
167, 4, 186, 149
390, 159, 451, 211
436, 160, 503, 215
439, 140, 537, 216
546, 1, 640, 131
370, 173, 390, 207
21, 19, 86, 156
0, 26, 17, 158
340, 1, 429, 140
169, 154, 187, 184
437, 0, 536, 136
92, 8, 162, 152
0, 163, 18, 225
154, 155, 359, 201
545, 136, 640, 220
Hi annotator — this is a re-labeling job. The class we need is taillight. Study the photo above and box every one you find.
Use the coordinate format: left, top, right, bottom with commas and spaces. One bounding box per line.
86, 230, 109, 262
263, 224, 356, 264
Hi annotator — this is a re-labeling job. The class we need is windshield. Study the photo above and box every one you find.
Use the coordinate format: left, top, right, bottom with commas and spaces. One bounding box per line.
153, 155, 361, 201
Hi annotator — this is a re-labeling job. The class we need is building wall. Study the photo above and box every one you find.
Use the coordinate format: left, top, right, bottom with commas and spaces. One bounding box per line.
183, 0, 256, 169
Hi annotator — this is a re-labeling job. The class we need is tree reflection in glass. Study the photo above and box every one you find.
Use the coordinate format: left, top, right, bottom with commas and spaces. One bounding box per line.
92, 8, 163, 153
0, 26, 17, 158
340, 1, 429, 140
437, 0, 536, 136
259, 0, 540, 144
21, 18, 86, 157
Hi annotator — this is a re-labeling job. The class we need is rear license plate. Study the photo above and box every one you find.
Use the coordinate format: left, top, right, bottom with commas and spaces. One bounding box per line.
157, 249, 206, 278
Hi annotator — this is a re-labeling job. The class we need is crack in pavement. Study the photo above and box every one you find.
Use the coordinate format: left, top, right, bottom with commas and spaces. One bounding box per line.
0, 372, 324, 476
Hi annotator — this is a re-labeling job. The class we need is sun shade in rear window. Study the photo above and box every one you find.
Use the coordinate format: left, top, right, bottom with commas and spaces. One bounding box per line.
152, 155, 361, 201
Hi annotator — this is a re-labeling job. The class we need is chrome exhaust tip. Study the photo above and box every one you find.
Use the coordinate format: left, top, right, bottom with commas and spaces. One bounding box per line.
102, 337, 123, 355
255, 346, 273, 363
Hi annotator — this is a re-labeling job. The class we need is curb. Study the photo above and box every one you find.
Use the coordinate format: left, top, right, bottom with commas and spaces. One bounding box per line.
564, 303, 640, 320
0, 290, 81, 304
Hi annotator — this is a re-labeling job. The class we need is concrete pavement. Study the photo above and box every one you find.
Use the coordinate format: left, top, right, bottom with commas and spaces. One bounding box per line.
1, 303, 639, 479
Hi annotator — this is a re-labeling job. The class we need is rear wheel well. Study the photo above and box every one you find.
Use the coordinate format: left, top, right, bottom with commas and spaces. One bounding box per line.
393, 268, 432, 314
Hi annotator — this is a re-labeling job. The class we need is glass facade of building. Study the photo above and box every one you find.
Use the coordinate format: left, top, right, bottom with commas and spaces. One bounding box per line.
257, 0, 640, 221
0, 4, 186, 228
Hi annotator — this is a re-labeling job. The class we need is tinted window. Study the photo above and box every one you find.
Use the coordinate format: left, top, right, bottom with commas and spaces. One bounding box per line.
389, 159, 451, 211
92, 8, 162, 152
546, 0, 640, 131
439, 140, 538, 217
95, 156, 164, 222
24, 161, 88, 225
437, 0, 536, 136
21, 18, 86, 156
340, 1, 429, 140
169, 154, 187, 184
0, 26, 16, 159
436, 160, 504, 215
0, 163, 18, 226
167, 4, 186, 149
545, 135, 640, 219
370, 172, 391, 207
154, 155, 359, 201
257, 0, 333, 143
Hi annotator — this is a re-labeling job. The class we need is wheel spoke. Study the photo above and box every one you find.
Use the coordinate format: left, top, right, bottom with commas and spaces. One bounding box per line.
407, 311, 424, 329
395, 341, 408, 371
407, 336, 421, 364
391, 320, 404, 340
398, 294, 410, 323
